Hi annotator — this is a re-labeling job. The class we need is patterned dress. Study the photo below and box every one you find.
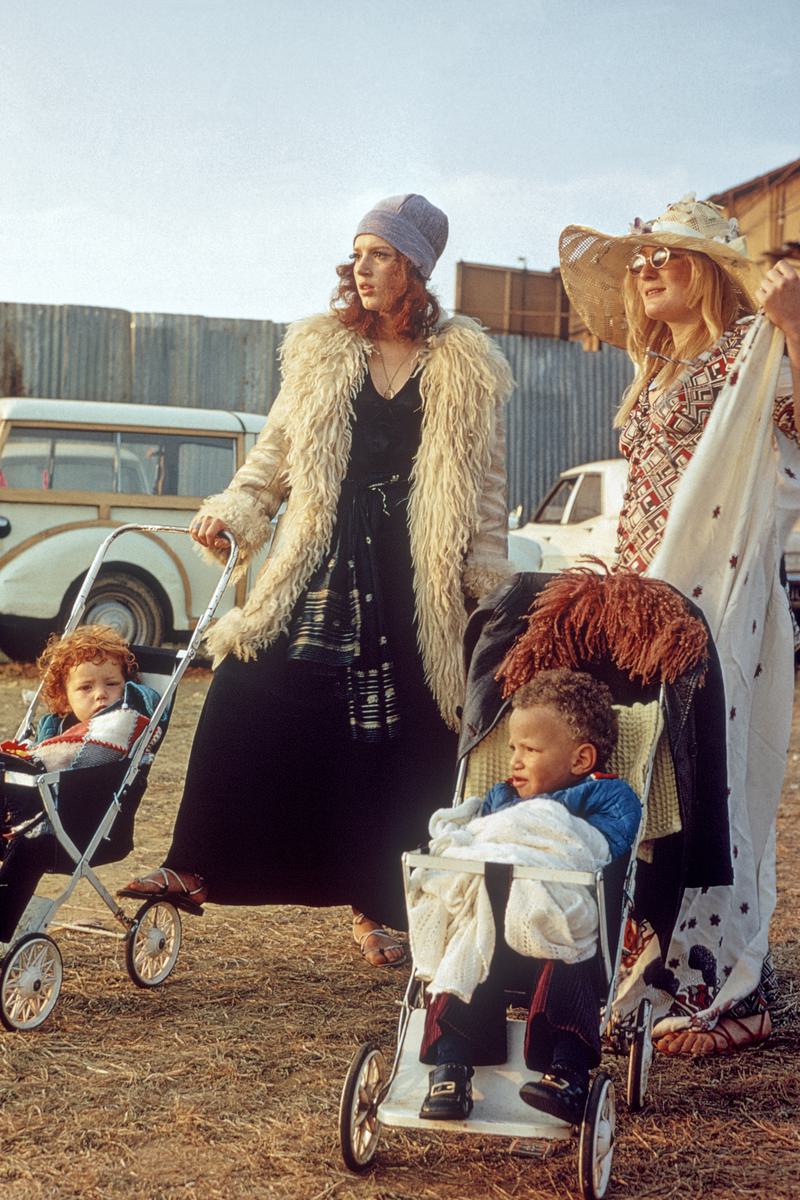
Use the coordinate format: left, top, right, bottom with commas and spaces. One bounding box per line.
617, 323, 796, 573
615, 319, 798, 1028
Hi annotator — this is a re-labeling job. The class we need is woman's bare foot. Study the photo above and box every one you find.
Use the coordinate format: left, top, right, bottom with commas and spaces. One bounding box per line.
655, 1010, 771, 1056
352, 911, 407, 967
118, 867, 208, 905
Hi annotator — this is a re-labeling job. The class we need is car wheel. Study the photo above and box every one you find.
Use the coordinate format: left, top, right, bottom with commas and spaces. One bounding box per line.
65, 570, 167, 646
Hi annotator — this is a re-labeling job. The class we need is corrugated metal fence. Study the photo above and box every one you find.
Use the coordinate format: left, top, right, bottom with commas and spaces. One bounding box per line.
0, 302, 632, 513
498, 333, 632, 519
0, 303, 285, 412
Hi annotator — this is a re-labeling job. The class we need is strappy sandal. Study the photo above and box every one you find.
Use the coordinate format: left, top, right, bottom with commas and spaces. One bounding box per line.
118, 867, 208, 911
655, 1009, 771, 1056
701, 1011, 771, 1055
352, 913, 408, 968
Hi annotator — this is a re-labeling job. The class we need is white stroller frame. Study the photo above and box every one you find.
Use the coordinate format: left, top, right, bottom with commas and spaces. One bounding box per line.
339, 687, 664, 1200
0, 524, 237, 1032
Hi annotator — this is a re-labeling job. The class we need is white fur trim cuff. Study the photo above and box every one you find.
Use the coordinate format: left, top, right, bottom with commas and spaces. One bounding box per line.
194, 489, 274, 565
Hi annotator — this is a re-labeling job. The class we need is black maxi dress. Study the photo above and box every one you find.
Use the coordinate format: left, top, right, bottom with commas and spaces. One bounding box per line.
164, 372, 459, 928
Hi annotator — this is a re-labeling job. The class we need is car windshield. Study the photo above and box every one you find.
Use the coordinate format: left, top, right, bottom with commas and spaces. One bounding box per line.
534, 477, 576, 524
568, 473, 602, 523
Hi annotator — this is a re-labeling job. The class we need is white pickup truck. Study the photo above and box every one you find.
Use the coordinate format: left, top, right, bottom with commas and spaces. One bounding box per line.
509, 457, 800, 623
508, 459, 628, 575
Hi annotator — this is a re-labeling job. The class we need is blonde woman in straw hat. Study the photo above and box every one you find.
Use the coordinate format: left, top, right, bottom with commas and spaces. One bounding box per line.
120, 194, 514, 969
559, 194, 800, 1056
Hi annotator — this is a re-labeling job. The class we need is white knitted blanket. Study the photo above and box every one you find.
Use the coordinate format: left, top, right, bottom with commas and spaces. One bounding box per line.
406, 796, 610, 1002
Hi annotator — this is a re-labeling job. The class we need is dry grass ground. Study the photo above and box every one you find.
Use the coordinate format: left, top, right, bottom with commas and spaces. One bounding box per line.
0, 666, 798, 1200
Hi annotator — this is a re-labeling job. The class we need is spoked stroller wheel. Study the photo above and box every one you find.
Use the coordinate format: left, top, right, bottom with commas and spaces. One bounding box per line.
125, 899, 182, 988
626, 997, 653, 1111
0, 933, 64, 1031
578, 1071, 615, 1200
339, 1041, 387, 1172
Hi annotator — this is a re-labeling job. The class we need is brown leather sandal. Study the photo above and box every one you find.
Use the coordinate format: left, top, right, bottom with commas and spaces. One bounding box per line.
702, 1011, 771, 1054
118, 867, 208, 909
352, 913, 408, 968
655, 1009, 771, 1056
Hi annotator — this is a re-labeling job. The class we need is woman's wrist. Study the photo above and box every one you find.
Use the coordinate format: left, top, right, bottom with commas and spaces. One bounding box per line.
784, 329, 800, 367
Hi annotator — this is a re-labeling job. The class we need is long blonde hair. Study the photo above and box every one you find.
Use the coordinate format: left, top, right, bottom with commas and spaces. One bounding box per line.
614, 252, 752, 428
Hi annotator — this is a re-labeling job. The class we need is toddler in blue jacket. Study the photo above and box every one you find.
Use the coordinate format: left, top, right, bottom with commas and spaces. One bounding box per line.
419, 668, 641, 1126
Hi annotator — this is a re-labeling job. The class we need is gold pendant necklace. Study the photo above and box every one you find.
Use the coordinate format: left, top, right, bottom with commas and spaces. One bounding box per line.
374, 341, 418, 399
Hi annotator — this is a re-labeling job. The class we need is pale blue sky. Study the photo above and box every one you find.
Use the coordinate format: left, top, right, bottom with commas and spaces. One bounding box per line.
2, 0, 797, 322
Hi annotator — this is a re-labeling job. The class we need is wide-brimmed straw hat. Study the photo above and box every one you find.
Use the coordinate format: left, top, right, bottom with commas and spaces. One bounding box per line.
558, 194, 763, 348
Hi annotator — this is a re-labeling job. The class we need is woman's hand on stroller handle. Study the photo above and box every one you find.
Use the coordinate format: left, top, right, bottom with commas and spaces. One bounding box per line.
189, 515, 231, 552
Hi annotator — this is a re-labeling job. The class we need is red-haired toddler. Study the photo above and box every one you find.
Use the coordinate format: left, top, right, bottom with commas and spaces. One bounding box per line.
2, 625, 160, 772
0, 625, 160, 943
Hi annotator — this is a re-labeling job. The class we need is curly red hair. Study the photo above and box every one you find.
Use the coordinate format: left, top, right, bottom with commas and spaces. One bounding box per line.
37, 625, 139, 717
332, 252, 441, 340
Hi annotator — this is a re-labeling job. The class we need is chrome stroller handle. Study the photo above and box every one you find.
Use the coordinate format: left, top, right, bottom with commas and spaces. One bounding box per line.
60, 523, 239, 638
16, 524, 239, 744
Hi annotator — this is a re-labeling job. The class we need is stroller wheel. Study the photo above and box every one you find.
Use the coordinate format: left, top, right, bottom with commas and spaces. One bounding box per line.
0, 933, 63, 1031
626, 997, 653, 1111
126, 899, 182, 988
578, 1071, 615, 1200
339, 1041, 386, 1172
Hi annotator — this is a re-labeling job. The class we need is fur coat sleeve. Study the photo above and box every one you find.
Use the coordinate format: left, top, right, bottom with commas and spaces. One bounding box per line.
193, 385, 292, 567
463, 401, 511, 599
192, 312, 514, 728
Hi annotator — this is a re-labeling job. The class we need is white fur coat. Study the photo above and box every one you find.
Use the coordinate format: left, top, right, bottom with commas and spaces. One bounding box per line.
196, 313, 514, 727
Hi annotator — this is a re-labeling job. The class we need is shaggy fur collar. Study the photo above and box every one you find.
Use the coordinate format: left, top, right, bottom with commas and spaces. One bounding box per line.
203, 312, 512, 727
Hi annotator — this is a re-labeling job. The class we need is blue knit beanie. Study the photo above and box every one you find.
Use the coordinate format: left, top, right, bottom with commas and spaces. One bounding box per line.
354, 194, 449, 279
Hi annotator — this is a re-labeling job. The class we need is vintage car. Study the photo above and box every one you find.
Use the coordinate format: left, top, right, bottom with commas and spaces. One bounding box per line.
0, 397, 267, 659
508, 459, 628, 575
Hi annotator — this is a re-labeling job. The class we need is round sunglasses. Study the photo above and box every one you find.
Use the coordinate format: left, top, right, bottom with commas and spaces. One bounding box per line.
627, 246, 682, 275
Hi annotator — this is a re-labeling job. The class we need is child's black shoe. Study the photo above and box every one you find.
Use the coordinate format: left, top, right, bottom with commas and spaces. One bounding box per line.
419, 1063, 474, 1120
519, 1072, 588, 1125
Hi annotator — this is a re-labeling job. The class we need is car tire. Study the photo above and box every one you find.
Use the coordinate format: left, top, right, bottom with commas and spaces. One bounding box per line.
63, 569, 167, 646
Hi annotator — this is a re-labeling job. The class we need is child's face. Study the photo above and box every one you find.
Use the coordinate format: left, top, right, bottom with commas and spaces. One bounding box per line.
508, 704, 594, 799
65, 657, 126, 724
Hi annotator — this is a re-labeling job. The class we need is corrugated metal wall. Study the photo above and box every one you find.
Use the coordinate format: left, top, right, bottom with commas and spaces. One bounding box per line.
0, 303, 287, 413
498, 333, 632, 518
0, 302, 631, 513
130, 312, 286, 412
0, 303, 134, 403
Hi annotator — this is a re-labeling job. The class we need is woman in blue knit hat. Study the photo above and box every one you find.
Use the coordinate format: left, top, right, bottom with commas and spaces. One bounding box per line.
121, 194, 514, 967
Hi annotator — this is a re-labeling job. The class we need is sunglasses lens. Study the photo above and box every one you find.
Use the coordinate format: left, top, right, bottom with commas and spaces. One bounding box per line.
651, 247, 670, 269
629, 253, 646, 275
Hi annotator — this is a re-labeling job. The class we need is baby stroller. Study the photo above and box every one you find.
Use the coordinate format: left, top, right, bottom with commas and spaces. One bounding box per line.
0, 523, 237, 1032
338, 569, 725, 1200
